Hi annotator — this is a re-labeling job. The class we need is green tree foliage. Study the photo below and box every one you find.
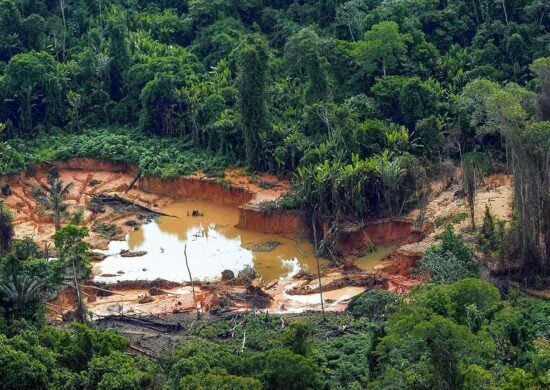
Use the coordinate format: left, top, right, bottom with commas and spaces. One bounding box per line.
479, 205, 506, 260
348, 289, 402, 322
352, 21, 410, 76
178, 369, 262, 390
0, 0, 23, 61
459, 66, 549, 277
259, 348, 322, 390
0, 0, 44, 61
1, 51, 64, 137
282, 321, 313, 356
81, 351, 157, 390
0, 128, 25, 174
53, 225, 90, 322
0, 275, 42, 321
0, 200, 13, 255
40, 323, 128, 372
370, 76, 443, 128
297, 152, 424, 218
372, 312, 491, 389
0, 322, 144, 388
12, 128, 229, 177
0, 238, 64, 325
107, 10, 130, 102
139, 73, 192, 137
414, 116, 444, 158
415, 225, 479, 283
190, 18, 246, 68
530, 57, 550, 120
335, 0, 370, 41
284, 28, 331, 104
32, 174, 74, 231
236, 35, 269, 170
0, 334, 48, 389
371, 279, 509, 388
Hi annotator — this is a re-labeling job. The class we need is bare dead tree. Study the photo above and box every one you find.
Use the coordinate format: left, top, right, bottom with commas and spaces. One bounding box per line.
71, 254, 87, 323
312, 209, 325, 320
184, 244, 200, 320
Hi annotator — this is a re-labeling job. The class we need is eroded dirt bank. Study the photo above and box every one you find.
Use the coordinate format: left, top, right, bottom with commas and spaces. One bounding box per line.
3, 159, 171, 249
4, 158, 459, 320
1, 159, 302, 248
334, 217, 429, 257
237, 206, 308, 236
373, 174, 514, 285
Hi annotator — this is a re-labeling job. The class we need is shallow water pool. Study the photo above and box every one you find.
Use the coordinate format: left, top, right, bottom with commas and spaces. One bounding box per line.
94, 201, 327, 283
354, 244, 398, 272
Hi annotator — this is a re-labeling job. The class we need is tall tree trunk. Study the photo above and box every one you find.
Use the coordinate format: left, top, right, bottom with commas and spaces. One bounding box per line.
21, 86, 33, 136
59, 0, 67, 60
347, 23, 355, 42
72, 259, 86, 323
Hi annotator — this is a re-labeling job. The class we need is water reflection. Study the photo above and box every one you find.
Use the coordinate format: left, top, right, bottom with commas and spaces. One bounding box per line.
128, 224, 145, 249
95, 201, 327, 283
354, 245, 398, 271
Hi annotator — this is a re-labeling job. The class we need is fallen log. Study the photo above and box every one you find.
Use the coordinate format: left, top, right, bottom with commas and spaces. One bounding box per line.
80, 284, 125, 296
129, 345, 158, 360
120, 249, 148, 257
125, 170, 142, 193
88, 193, 177, 218
287, 273, 388, 295
265, 280, 278, 290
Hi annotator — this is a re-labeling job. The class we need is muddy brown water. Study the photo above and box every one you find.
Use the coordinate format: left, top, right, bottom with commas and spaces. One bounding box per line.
94, 201, 392, 284
355, 244, 398, 272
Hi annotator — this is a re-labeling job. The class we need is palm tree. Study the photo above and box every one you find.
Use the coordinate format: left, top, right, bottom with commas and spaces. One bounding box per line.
376, 151, 405, 216
33, 174, 74, 231
0, 275, 42, 309
0, 200, 14, 255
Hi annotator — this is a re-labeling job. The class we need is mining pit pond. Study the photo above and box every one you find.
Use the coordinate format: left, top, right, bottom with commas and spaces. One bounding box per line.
93, 201, 393, 284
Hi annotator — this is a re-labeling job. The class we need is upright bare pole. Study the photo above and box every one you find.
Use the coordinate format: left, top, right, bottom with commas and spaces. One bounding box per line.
312, 210, 325, 320
184, 244, 200, 319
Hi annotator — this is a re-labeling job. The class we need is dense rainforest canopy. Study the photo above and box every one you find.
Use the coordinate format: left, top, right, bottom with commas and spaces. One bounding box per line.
0, 0, 549, 388
1, 0, 547, 272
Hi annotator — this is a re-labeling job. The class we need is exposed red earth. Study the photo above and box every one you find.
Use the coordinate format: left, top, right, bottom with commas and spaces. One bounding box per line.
1, 159, 512, 320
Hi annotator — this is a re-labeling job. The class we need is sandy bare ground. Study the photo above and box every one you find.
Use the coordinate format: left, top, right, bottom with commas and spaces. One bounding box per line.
2, 164, 292, 251
374, 173, 513, 289
7, 161, 515, 320
4, 168, 171, 249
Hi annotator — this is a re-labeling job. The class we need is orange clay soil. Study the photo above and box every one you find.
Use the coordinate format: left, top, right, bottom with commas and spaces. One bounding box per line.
373, 173, 513, 291
7, 159, 515, 318
49, 274, 383, 319
1, 159, 295, 251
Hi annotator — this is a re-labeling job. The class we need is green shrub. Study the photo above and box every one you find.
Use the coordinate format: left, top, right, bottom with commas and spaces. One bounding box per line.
259, 349, 322, 390
414, 225, 478, 283
348, 289, 402, 322
178, 369, 262, 390
9, 128, 231, 178
1, 184, 11, 196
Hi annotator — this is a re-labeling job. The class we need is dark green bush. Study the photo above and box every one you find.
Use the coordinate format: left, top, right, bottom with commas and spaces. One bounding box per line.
348, 289, 402, 322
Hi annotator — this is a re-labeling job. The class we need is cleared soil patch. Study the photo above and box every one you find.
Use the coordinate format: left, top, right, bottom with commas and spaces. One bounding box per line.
5, 158, 442, 319
1, 159, 297, 251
